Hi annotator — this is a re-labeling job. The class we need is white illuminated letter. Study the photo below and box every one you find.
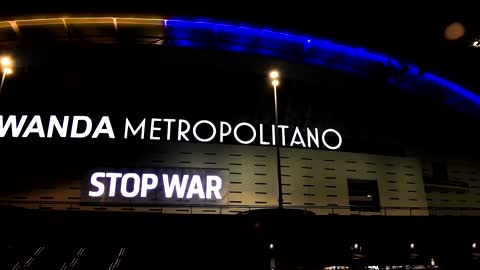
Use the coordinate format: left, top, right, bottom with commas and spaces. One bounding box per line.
178, 119, 190, 141
220, 121, 232, 143
193, 120, 216, 142
278, 125, 289, 146
271, 124, 276, 145
163, 174, 189, 199
186, 175, 205, 199
0, 115, 28, 137
22, 115, 45, 138
206, 175, 222, 199
89, 172, 105, 197
290, 126, 306, 147
233, 122, 256, 144
124, 118, 146, 139
121, 173, 141, 198
47, 116, 69, 138
141, 174, 159, 197
71, 116, 92, 138
306, 127, 320, 148
150, 118, 162, 140
163, 119, 176, 141
322, 128, 342, 150
92, 116, 115, 139
259, 124, 270, 145
106, 172, 122, 197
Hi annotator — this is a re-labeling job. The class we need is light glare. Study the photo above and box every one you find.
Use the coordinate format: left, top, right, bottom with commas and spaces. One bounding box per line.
272, 79, 279, 87
3, 67, 13, 75
1, 56, 11, 67
269, 70, 279, 79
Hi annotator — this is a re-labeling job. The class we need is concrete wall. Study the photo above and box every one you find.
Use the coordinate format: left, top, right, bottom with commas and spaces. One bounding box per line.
2, 143, 430, 216
423, 159, 480, 216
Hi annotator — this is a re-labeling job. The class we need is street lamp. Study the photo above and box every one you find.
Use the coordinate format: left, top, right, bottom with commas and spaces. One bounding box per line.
1, 56, 14, 94
1, 56, 12, 67
269, 70, 283, 209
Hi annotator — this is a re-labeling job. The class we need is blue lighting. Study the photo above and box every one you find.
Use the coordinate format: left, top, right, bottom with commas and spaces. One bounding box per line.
424, 73, 480, 105
166, 18, 480, 109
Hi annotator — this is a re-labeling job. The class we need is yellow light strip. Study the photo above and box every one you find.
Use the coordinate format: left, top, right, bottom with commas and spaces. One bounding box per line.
15, 18, 64, 26
0, 17, 168, 32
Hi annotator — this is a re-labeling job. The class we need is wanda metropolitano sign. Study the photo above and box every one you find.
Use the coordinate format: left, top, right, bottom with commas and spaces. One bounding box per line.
1, 115, 343, 203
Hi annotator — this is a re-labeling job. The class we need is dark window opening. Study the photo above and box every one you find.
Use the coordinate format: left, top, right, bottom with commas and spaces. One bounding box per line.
432, 161, 448, 181
348, 179, 380, 212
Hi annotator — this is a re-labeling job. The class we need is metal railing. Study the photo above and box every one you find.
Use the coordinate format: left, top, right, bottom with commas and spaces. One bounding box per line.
2, 199, 480, 216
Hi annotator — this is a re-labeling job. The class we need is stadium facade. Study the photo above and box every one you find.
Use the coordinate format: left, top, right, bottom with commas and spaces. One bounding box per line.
0, 17, 479, 216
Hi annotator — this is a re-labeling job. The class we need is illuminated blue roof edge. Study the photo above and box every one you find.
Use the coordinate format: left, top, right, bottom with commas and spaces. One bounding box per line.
165, 18, 480, 110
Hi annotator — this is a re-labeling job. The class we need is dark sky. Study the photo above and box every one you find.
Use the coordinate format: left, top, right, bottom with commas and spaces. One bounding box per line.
0, 1, 478, 93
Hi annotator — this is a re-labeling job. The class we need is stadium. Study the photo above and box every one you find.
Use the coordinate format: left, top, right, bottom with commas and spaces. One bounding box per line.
1, 2, 480, 270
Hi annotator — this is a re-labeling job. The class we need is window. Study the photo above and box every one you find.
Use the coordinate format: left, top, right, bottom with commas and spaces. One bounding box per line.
432, 161, 448, 180
348, 179, 380, 212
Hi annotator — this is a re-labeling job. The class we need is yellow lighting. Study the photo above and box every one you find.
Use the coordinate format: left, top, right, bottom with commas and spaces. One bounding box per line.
269, 70, 279, 79
1, 56, 12, 67
3, 67, 13, 75
272, 79, 279, 87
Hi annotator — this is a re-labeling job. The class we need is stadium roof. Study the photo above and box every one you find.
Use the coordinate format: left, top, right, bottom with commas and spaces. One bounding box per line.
1, 16, 479, 117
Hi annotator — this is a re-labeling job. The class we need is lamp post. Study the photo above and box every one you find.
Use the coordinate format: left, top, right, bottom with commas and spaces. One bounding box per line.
0, 56, 14, 94
269, 70, 283, 209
